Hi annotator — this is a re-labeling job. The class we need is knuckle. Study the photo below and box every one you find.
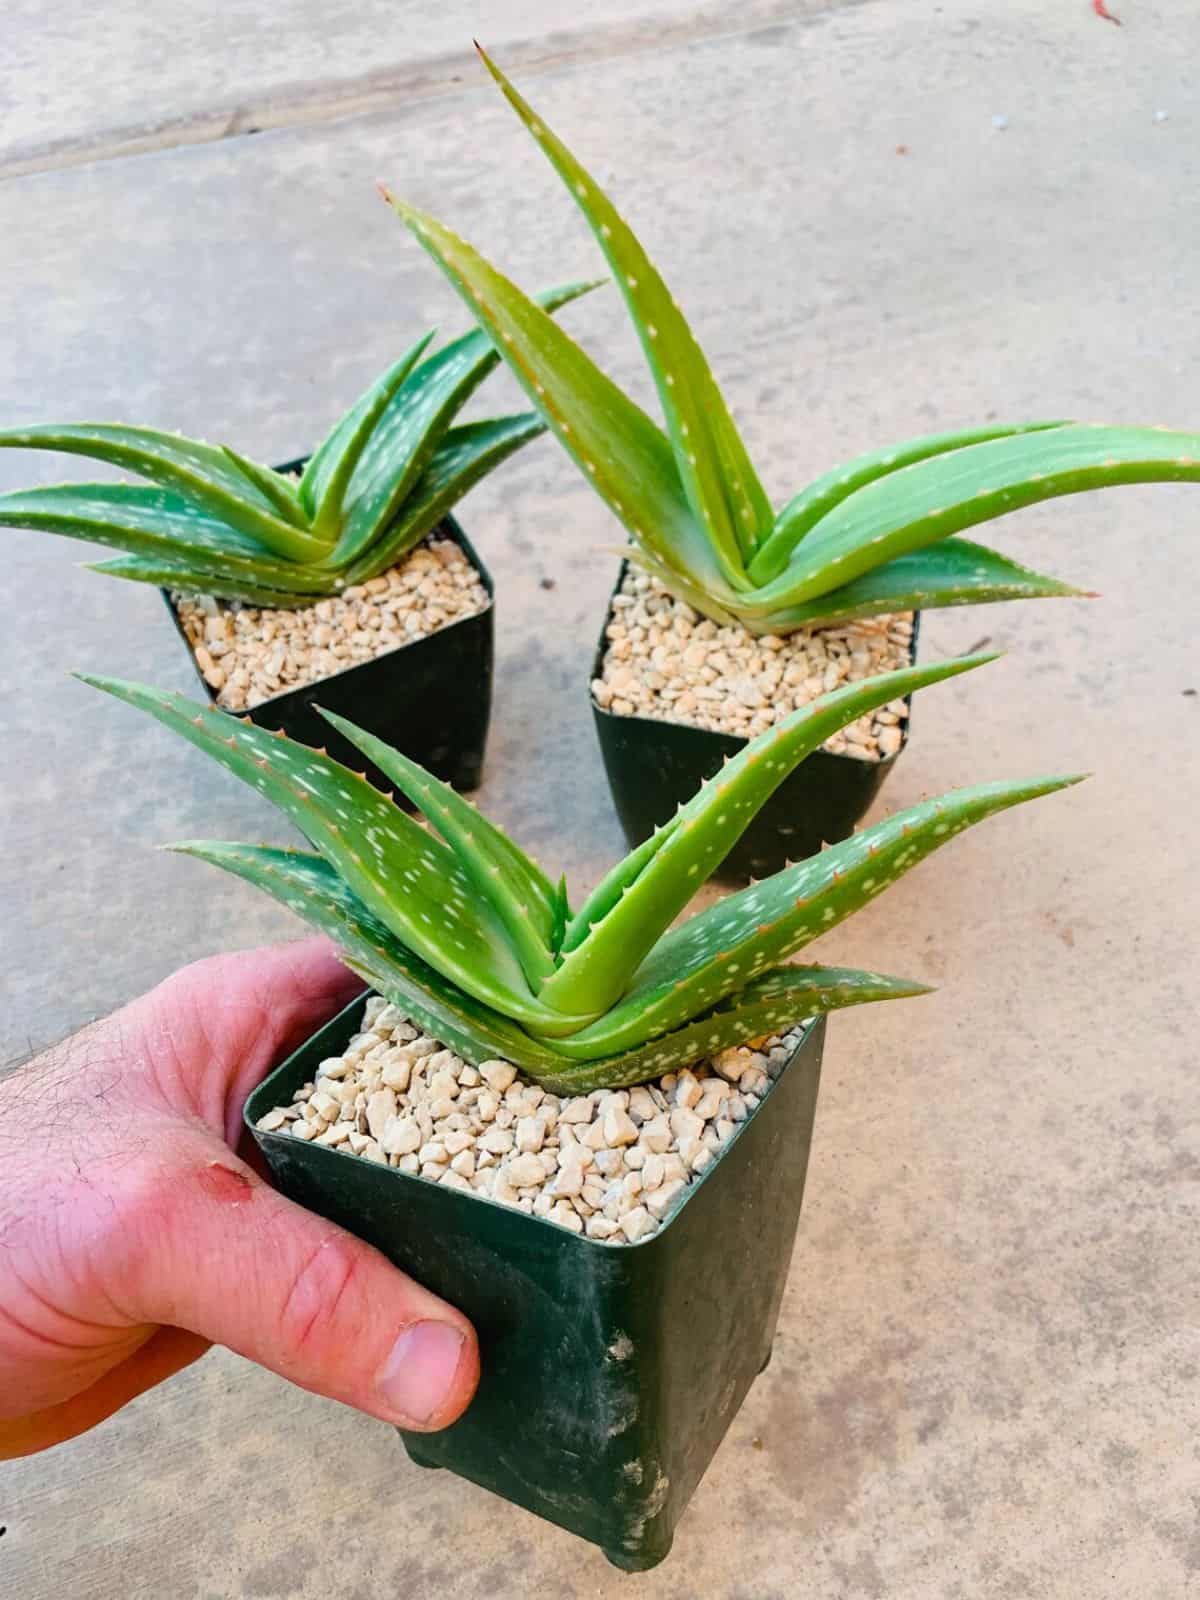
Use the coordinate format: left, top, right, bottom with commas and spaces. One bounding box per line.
274, 1232, 364, 1367
161, 951, 244, 1019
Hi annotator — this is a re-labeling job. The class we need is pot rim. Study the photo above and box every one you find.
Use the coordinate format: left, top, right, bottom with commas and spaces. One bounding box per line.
589, 556, 920, 768
247, 993, 820, 1252
163, 508, 492, 716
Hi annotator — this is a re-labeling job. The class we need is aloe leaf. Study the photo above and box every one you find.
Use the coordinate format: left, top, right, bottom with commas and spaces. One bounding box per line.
329, 280, 602, 570
746, 424, 1200, 613
86, 554, 318, 608
599, 774, 1086, 1049
533, 967, 931, 1093
316, 705, 562, 988
0, 482, 323, 590
219, 446, 310, 530
300, 285, 597, 517
170, 842, 930, 1088
382, 191, 736, 604
562, 817, 682, 955
537, 654, 995, 1021
746, 537, 1087, 632
170, 842, 567, 1073
341, 415, 543, 585
76, 676, 594, 1033
747, 421, 1071, 586
328, 338, 513, 567
478, 45, 770, 575
0, 423, 329, 562
549, 875, 570, 956
298, 349, 430, 518
309, 331, 436, 543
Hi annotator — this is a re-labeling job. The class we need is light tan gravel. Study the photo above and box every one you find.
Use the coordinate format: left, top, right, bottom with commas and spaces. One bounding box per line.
176, 535, 489, 712
592, 568, 914, 760
258, 995, 806, 1243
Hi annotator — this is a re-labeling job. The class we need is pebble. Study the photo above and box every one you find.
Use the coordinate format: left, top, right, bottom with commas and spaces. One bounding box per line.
602, 1105, 639, 1147
176, 537, 489, 713
620, 1207, 655, 1243
591, 569, 913, 758
674, 1069, 702, 1109
640, 1114, 672, 1153
259, 1000, 807, 1243
479, 1061, 518, 1093
506, 1152, 548, 1188
516, 1115, 548, 1154
645, 1179, 687, 1219
549, 1164, 584, 1199
309, 1091, 340, 1124
628, 1086, 658, 1122
365, 1089, 396, 1141
669, 1106, 704, 1143
694, 1082, 730, 1121
381, 1115, 421, 1157
713, 1046, 752, 1083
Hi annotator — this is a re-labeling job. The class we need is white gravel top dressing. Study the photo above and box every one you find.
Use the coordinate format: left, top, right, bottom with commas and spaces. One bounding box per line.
176, 536, 489, 712
257, 996, 806, 1243
592, 568, 914, 759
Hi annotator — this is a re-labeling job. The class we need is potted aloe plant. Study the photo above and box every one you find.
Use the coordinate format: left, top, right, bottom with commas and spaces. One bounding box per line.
81, 650, 1080, 1569
381, 46, 1200, 871
0, 284, 593, 791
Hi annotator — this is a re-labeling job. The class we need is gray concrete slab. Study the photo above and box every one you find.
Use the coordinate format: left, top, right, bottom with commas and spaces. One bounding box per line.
2, 1, 1198, 1595
1, 0, 855, 175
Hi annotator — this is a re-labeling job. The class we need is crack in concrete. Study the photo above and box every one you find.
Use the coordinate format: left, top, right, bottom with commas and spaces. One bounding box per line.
0, 0, 877, 181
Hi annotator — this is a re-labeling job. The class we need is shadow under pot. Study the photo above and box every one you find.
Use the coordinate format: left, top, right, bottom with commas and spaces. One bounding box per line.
591, 564, 920, 882
162, 457, 494, 796
246, 992, 826, 1573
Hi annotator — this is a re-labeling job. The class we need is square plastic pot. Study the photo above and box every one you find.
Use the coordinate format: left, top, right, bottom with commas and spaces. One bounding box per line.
592, 566, 920, 881
162, 458, 494, 795
245, 993, 826, 1571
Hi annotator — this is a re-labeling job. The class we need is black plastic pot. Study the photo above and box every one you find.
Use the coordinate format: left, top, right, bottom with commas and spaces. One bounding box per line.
162, 459, 494, 795
592, 569, 920, 881
246, 993, 826, 1571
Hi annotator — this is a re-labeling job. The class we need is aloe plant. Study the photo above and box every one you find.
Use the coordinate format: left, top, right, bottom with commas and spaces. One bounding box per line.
0, 282, 595, 607
81, 653, 1080, 1093
379, 48, 1200, 634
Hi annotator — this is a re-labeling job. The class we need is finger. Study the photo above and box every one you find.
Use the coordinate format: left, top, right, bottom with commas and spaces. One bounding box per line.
0, 1327, 210, 1461
131, 938, 364, 1143
162, 935, 363, 1075
112, 1147, 479, 1432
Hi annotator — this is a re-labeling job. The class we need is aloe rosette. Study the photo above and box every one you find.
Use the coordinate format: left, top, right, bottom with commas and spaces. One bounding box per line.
0, 282, 594, 606
379, 48, 1200, 634
82, 653, 1081, 1093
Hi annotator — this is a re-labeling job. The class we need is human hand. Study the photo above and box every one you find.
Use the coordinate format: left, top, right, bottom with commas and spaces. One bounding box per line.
0, 938, 479, 1459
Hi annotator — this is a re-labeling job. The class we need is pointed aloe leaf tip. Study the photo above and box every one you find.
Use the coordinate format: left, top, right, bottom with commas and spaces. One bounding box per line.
72, 669, 122, 692
474, 41, 772, 578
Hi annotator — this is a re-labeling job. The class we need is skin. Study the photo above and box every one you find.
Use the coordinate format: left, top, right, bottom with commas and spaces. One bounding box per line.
0, 937, 480, 1460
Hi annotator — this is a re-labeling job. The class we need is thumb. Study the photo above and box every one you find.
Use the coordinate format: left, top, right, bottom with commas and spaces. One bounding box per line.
116, 1142, 479, 1430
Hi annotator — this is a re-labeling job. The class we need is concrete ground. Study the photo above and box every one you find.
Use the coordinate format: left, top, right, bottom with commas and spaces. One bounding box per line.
2, 1, 1197, 1594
